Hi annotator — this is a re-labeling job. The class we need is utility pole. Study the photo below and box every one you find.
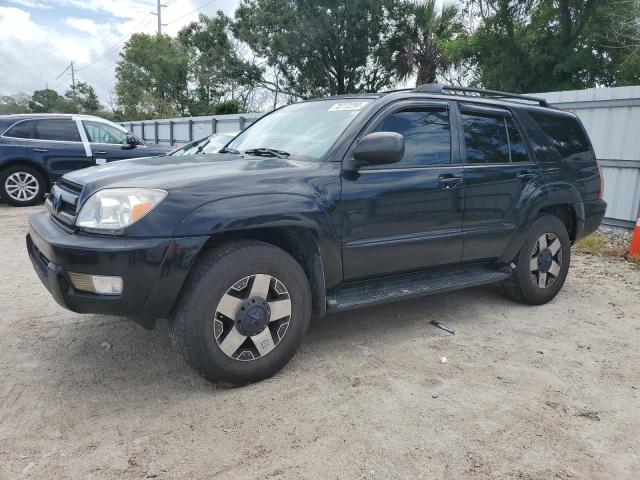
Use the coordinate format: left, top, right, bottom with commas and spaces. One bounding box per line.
70, 61, 75, 89
156, 0, 162, 34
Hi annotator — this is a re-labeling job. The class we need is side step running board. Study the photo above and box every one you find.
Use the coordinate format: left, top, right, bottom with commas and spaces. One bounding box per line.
326, 265, 511, 312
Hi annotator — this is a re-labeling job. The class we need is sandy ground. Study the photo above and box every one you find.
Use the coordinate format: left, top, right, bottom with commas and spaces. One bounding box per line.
1, 204, 639, 480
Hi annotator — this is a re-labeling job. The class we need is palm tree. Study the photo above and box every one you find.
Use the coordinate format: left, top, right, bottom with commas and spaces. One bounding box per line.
390, 0, 460, 86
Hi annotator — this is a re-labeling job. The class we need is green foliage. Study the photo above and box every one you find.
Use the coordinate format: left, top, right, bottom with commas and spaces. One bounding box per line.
0, 93, 30, 115
454, 0, 640, 92
115, 33, 191, 120
178, 13, 262, 114
28, 88, 73, 113
388, 0, 462, 86
64, 82, 101, 114
233, 0, 405, 97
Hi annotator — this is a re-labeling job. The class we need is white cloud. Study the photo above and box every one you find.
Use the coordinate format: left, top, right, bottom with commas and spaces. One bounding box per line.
66, 17, 100, 34
0, 0, 241, 104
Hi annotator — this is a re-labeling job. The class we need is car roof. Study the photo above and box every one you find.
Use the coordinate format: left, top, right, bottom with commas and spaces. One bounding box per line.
309, 84, 572, 117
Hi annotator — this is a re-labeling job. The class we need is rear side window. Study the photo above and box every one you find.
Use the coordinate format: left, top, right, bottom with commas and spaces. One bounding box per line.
529, 112, 589, 159
35, 119, 81, 142
374, 107, 451, 167
4, 120, 36, 139
462, 112, 531, 164
461, 113, 509, 164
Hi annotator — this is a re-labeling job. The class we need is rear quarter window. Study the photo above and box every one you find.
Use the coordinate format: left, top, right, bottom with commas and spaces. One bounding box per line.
4, 120, 36, 139
528, 112, 590, 161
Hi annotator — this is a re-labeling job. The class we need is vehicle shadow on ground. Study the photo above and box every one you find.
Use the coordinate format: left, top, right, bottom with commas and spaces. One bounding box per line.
30, 283, 514, 409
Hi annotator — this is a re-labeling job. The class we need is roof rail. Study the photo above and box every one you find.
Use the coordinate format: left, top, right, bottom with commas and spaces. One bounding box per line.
412, 83, 550, 107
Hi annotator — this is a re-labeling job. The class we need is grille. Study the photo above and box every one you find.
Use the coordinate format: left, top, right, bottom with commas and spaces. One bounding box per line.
46, 179, 83, 228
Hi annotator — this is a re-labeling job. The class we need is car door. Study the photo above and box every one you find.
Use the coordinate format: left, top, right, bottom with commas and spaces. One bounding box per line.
457, 103, 542, 261
27, 118, 92, 181
81, 119, 146, 163
340, 100, 465, 281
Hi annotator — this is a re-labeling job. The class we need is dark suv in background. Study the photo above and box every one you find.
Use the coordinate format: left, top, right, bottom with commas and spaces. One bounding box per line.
0, 114, 171, 206
26, 84, 606, 385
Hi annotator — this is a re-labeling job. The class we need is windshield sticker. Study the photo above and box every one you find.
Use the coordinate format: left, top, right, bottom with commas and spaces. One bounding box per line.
328, 102, 369, 112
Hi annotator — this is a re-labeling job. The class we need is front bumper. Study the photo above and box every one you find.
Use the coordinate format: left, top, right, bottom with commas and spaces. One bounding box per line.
27, 212, 208, 328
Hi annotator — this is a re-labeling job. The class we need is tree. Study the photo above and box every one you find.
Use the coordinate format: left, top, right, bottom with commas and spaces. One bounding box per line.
178, 12, 263, 114
233, 0, 403, 98
450, 0, 640, 92
28, 88, 72, 113
0, 93, 31, 115
388, 0, 461, 86
115, 33, 191, 119
64, 82, 101, 114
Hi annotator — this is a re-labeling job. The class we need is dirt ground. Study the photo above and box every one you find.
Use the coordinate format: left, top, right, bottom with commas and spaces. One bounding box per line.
1, 204, 639, 480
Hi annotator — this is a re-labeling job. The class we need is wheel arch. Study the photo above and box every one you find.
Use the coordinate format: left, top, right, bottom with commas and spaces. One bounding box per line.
499, 182, 585, 263
206, 226, 328, 316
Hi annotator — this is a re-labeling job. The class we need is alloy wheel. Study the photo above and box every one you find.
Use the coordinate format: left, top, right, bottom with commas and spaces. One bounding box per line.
5, 172, 39, 202
530, 233, 562, 288
213, 274, 292, 361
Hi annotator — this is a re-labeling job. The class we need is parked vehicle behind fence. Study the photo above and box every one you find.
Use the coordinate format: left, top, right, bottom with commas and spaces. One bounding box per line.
26, 84, 606, 385
0, 114, 171, 206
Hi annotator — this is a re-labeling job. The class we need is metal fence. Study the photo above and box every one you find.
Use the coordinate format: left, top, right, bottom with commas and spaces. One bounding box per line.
122, 113, 264, 147
123, 85, 640, 230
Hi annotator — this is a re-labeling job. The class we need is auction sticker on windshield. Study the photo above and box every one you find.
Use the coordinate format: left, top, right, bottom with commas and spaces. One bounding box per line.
328, 102, 369, 112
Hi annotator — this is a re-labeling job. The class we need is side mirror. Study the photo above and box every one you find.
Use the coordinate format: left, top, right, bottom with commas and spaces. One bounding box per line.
125, 134, 138, 148
345, 132, 405, 171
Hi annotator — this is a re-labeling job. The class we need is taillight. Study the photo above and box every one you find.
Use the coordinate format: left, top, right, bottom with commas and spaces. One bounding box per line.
597, 161, 604, 200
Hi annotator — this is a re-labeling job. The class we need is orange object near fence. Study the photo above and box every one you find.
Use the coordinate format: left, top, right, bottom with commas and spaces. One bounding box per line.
629, 214, 640, 257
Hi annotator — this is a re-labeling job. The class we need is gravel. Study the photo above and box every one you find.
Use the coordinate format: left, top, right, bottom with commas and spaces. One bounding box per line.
1, 205, 639, 479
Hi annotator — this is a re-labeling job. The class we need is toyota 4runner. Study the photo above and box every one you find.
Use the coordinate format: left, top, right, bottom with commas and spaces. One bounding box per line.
26, 84, 606, 385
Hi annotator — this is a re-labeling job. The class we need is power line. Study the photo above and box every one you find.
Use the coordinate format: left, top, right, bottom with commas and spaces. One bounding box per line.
75, 14, 154, 73
166, 0, 216, 25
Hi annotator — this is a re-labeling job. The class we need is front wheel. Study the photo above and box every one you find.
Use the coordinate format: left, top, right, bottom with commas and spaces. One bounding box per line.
169, 240, 312, 385
1, 165, 46, 206
502, 215, 571, 305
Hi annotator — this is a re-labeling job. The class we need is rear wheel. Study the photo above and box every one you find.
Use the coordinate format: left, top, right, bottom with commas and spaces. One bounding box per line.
169, 240, 311, 385
1, 165, 46, 206
502, 215, 571, 305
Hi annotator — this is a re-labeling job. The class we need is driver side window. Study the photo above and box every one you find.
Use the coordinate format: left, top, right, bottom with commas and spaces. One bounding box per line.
82, 121, 128, 145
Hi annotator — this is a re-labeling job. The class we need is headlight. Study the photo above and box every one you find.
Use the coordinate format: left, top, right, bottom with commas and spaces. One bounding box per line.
76, 188, 167, 232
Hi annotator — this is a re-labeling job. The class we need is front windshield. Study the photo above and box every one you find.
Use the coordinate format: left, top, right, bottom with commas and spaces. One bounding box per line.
226, 99, 372, 160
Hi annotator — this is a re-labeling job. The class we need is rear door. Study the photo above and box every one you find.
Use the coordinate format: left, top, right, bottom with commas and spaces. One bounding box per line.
27, 118, 92, 181
457, 103, 542, 261
341, 100, 465, 280
81, 119, 146, 163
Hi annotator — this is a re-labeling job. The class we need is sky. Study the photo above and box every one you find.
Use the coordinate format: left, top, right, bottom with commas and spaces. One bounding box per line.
0, 0, 241, 102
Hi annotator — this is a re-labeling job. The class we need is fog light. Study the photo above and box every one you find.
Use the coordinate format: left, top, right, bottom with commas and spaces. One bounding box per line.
68, 272, 123, 295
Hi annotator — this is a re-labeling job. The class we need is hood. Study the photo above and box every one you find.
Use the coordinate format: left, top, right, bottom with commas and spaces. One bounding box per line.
64, 153, 332, 207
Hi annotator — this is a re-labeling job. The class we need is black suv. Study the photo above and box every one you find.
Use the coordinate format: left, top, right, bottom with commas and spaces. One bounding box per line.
26, 85, 606, 385
0, 114, 171, 206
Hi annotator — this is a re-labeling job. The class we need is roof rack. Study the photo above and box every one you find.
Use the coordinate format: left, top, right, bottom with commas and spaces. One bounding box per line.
411, 83, 550, 107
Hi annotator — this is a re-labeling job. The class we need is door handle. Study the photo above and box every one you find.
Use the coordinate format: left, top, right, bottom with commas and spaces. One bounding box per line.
516, 171, 536, 180
33, 148, 48, 153
438, 174, 463, 189
93, 151, 107, 155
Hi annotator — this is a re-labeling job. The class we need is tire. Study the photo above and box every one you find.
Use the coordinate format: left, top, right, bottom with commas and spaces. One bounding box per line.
1, 165, 46, 206
169, 240, 312, 385
501, 214, 571, 305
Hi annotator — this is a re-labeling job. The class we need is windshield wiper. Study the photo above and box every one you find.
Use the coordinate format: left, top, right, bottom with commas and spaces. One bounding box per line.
194, 139, 211, 154
243, 147, 290, 159
220, 146, 241, 154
